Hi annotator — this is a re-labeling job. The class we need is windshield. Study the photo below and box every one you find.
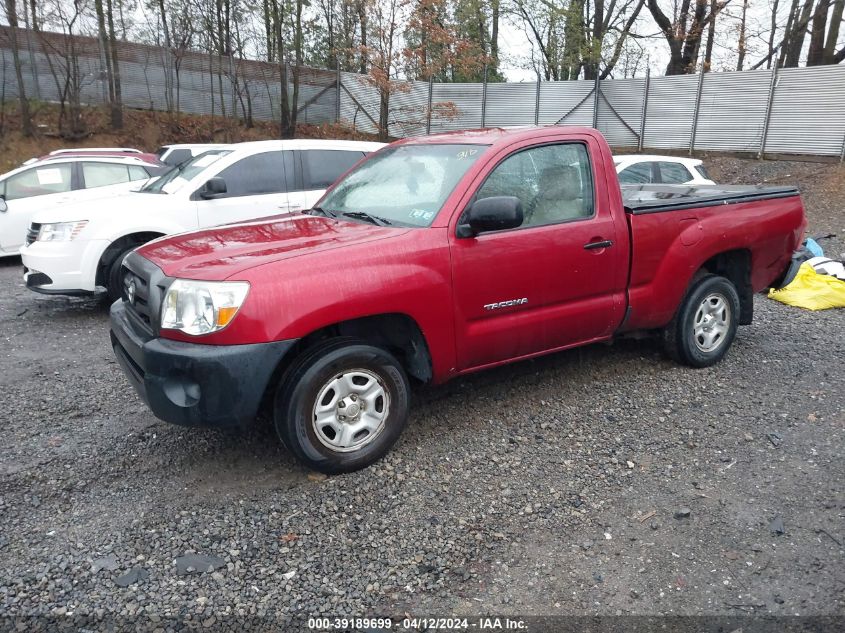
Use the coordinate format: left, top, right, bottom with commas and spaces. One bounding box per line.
140, 149, 231, 194
317, 144, 486, 227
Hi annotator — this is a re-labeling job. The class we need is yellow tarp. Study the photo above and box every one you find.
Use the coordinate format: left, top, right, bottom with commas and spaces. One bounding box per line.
768, 263, 845, 310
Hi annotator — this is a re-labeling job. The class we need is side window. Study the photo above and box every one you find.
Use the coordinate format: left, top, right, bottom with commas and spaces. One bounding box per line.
617, 162, 654, 184
214, 151, 290, 197
82, 162, 131, 188
302, 150, 364, 190
658, 161, 693, 184
4, 164, 73, 200
476, 143, 594, 229
128, 165, 152, 181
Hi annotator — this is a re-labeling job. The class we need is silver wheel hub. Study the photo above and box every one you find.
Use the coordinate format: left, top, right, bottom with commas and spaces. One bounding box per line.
313, 369, 389, 453
693, 292, 731, 353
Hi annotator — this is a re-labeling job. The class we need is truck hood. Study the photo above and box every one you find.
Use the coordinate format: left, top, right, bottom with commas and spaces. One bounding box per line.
137, 214, 409, 280
30, 186, 167, 224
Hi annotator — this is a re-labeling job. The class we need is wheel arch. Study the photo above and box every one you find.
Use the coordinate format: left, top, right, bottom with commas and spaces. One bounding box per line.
95, 231, 166, 287
697, 248, 753, 325
257, 312, 433, 419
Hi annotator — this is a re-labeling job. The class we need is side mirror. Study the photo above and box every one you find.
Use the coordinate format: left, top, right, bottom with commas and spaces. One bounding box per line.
199, 177, 227, 199
457, 196, 523, 238
0, 197, 7, 213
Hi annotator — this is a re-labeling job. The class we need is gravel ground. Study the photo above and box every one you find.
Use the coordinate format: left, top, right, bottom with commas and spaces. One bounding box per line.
0, 157, 843, 631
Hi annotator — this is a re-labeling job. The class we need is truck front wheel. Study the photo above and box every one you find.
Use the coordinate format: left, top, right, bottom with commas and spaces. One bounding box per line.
274, 338, 410, 474
663, 274, 740, 368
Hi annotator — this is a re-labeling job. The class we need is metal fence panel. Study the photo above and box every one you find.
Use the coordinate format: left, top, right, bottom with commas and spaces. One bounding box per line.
694, 69, 771, 153
764, 64, 845, 156
643, 73, 699, 149
596, 77, 644, 147
484, 82, 537, 127
338, 71, 379, 135
537, 80, 594, 126
388, 80, 429, 137
430, 83, 484, 131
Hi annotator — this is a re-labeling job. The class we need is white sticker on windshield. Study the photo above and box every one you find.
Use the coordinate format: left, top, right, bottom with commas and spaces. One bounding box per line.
36, 168, 65, 185
193, 154, 222, 168
409, 209, 434, 220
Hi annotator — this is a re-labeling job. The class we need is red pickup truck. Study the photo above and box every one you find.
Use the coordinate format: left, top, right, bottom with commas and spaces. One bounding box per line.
110, 127, 806, 473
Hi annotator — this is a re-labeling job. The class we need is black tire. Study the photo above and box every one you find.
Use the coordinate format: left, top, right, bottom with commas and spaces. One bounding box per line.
105, 245, 137, 303
662, 274, 740, 368
274, 338, 410, 474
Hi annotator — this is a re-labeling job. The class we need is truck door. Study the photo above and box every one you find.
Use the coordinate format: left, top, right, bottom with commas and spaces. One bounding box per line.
449, 139, 627, 370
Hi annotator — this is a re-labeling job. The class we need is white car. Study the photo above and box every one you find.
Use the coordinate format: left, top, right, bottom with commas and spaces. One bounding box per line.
155, 144, 229, 166
0, 156, 166, 257
20, 139, 384, 300
21, 147, 144, 165
614, 155, 715, 185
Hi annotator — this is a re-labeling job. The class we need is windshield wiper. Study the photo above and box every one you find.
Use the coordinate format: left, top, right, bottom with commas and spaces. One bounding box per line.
307, 206, 338, 218
341, 211, 392, 226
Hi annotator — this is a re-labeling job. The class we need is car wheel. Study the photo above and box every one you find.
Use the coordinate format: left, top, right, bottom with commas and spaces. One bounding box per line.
106, 245, 137, 303
662, 274, 740, 368
274, 338, 410, 474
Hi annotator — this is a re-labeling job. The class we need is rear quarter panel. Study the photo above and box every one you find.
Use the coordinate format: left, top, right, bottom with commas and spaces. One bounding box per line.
624, 194, 805, 331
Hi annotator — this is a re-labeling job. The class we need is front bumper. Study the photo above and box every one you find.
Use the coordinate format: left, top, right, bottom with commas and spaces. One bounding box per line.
20, 239, 109, 295
110, 300, 297, 428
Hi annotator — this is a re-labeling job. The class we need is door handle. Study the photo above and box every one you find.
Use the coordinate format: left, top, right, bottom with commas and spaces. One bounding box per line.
584, 239, 613, 250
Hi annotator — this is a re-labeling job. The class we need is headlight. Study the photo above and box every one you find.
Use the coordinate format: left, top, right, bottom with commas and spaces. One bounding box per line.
160, 279, 250, 336
37, 220, 88, 242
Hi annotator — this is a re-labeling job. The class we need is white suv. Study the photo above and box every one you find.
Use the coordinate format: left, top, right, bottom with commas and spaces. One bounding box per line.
20, 139, 383, 300
0, 156, 165, 257
614, 155, 715, 185
155, 144, 229, 166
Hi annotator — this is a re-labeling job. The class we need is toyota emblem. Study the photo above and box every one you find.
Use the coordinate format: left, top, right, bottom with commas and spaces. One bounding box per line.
127, 278, 136, 304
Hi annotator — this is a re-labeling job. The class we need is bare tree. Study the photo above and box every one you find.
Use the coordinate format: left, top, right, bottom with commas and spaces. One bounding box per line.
514, 0, 645, 81
94, 0, 123, 128
268, 0, 304, 137
646, 0, 730, 74
105, 0, 123, 126
807, 0, 845, 65
766, 0, 780, 68
38, 0, 93, 138
365, 0, 406, 140
4, 0, 34, 136
782, 0, 814, 66
822, 0, 844, 63
735, 0, 748, 70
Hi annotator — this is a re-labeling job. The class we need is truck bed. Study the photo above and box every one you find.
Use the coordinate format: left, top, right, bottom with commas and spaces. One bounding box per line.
621, 184, 800, 214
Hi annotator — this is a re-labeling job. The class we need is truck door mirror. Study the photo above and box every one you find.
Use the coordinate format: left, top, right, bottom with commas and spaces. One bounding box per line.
0, 197, 7, 213
199, 177, 227, 199
458, 196, 523, 238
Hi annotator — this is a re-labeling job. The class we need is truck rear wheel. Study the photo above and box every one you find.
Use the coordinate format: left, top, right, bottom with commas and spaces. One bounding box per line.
662, 274, 740, 368
274, 338, 410, 474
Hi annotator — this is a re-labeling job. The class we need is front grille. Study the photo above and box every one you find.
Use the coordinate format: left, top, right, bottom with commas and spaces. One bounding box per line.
26, 223, 41, 246
121, 251, 168, 335
123, 268, 152, 325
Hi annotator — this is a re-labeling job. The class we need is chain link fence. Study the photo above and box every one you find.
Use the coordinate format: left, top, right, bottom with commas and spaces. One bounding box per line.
3, 25, 845, 159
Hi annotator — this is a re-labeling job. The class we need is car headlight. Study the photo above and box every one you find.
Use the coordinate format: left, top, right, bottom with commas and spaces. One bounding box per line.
160, 279, 250, 336
37, 220, 88, 242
